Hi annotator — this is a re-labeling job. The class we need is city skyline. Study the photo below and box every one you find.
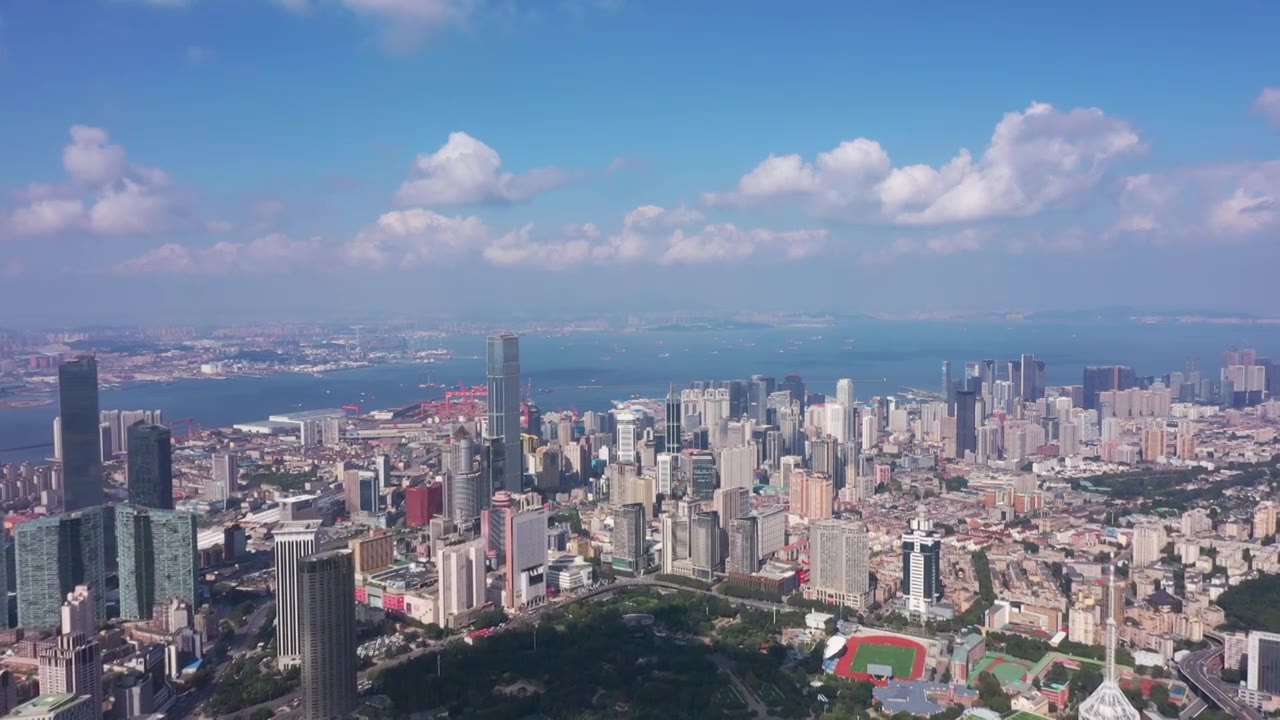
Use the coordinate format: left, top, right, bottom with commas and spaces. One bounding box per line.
0, 3, 1279, 322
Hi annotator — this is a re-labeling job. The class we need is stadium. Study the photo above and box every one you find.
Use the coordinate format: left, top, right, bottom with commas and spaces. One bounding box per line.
823, 633, 928, 685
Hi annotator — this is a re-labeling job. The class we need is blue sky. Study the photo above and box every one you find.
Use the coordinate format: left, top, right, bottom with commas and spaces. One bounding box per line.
1, 1, 1279, 325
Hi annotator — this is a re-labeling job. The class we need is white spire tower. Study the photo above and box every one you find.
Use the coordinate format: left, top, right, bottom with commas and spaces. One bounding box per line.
1078, 558, 1139, 720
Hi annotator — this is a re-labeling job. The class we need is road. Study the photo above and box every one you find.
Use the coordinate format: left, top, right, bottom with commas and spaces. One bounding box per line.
1176, 636, 1261, 720
169, 600, 278, 719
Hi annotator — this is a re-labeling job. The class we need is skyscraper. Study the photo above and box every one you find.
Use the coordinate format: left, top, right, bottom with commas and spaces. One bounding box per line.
615, 411, 639, 464
15, 508, 106, 629
749, 375, 775, 424
503, 507, 549, 610
902, 514, 942, 616
116, 505, 198, 621
690, 511, 721, 582
127, 422, 173, 510
664, 386, 682, 452
436, 539, 487, 626
727, 516, 759, 575
1083, 365, 1137, 410
211, 453, 238, 501
58, 357, 102, 512
612, 503, 647, 573
942, 360, 953, 407
299, 549, 357, 720
486, 333, 522, 493
954, 390, 978, 459
275, 520, 322, 668
38, 631, 103, 714
781, 374, 805, 414
445, 431, 483, 523
807, 520, 871, 609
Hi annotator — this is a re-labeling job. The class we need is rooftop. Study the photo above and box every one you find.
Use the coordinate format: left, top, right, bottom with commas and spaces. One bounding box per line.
7, 693, 89, 717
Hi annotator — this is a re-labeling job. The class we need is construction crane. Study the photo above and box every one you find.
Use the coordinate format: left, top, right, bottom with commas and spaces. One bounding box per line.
342, 404, 361, 417
444, 382, 487, 415
172, 418, 197, 442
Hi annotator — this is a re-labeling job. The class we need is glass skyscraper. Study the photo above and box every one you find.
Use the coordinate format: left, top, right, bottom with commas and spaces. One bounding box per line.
15, 508, 107, 629
58, 357, 102, 512
299, 549, 357, 720
127, 422, 173, 509
485, 333, 522, 493
116, 505, 198, 621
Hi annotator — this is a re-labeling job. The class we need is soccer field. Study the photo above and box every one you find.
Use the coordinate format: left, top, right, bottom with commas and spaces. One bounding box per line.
850, 642, 919, 679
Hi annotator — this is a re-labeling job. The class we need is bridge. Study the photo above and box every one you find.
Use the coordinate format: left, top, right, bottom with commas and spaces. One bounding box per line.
1175, 630, 1261, 720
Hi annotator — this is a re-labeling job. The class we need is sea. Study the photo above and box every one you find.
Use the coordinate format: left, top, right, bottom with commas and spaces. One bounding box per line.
2, 320, 1278, 464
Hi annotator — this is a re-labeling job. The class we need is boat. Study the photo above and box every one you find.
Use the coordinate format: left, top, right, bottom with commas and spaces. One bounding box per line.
658, 353, 670, 358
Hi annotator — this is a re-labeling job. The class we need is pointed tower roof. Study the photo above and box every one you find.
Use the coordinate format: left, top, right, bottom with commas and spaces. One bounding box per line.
1078, 559, 1139, 720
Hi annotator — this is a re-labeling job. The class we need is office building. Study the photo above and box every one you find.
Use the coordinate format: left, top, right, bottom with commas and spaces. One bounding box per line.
38, 632, 102, 714
503, 507, 549, 610
437, 540, 487, 627
954, 390, 977, 460
749, 375, 776, 424
486, 333, 523, 493
404, 482, 442, 527
656, 452, 677, 495
274, 520, 322, 668
788, 470, 833, 521
299, 550, 357, 720
684, 450, 716, 499
3, 693, 94, 720
210, 453, 238, 502
690, 511, 721, 582
611, 503, 647, 573
1247, 630, 1280, 696
445, 432, 483, 522
713, 486, 750, 528
664, 386, 682, 452
902, 515, 942, 616
806, 520, 871, 610
718, 444, 756, 491
727, 516, 759, 575
126, 423, 173, 510
615, 411, 639, 464
660, 515, 688, 575
58, 357, 102, 512
16, 508, 106, 629
1083, 365, 1137, 411
116, 505, 198, 621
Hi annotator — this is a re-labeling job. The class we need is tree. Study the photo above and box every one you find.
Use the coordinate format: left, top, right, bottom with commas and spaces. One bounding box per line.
423, 623, 445, 641
975, 672, 1011, 713
250, 709, 274, 720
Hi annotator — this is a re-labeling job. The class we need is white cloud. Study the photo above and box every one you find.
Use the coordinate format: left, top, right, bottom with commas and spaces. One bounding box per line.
623, 204, 704, 231
114, 233, 324, 275
6, 126, 182, 238
706, 102, 1143, 226
483, 224, 594, 269
63, 125, 127, 185
346, 208, 490, 268
8, 199, 86, 236
1256, 87, 1280, 128
394, 131, 576, 206
1113, 161, 1280, 242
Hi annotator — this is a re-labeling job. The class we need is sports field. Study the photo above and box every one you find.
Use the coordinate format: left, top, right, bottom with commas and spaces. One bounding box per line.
1008, 713, 1051, 720
970, 652, 1033, 685
831, 635, 926, 684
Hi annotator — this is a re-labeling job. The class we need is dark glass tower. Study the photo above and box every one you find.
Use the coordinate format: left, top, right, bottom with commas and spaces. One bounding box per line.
748, 375, 775, 424
127, 422, 173, 509
299, 549, 357, 720
664, 386, 682, 452
116, 505, 197, 620
781, 374, 806, 414
486, 333, 522, 493
15, 508, 106, 629
58, 357, 102, 512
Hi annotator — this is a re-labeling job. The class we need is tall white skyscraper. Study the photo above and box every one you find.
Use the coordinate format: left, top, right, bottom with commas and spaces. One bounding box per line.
718, 444, 757, 491
503, 507, 549, 610
1132, 522, 1165, 567
835, 378, 855, 408
437, 540, 487, 627
860, 414, 877, 452
656, 452, 676, 495
615, 411, 639, 464
274, 520, 322, 668
806, 519, 871, 609
902, 512, 942, 616
39, 632, 102, 714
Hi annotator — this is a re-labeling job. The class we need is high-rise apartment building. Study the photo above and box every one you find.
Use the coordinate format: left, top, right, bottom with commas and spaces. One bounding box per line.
503, 507, 548, 610
58, 357, 102, 512
274, 520, 322, 668
299, 550, 357, 720
16, 508, 106, 629
806, 520, 871, 609
1132, 522, 1165, 567
611, 503, 647, 573
38, 632, 102, 714
486, 333, 522, 493
1142, 426, 1167, 462
60, 585, 95, 637
902, 515, 942, 616
1256, 502, 1279, 540
126, 423, 173, 510
116, 505, 198, 621
788, 470, 833, 521
1083, 366, 1137, 410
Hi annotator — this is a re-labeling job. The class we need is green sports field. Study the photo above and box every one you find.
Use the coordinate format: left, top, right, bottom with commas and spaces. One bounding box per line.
1008, 712, 1051, 720
850, 642, 918, 678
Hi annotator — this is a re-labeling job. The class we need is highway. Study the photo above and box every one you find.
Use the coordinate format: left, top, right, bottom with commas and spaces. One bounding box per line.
1176, 635, 1262, 720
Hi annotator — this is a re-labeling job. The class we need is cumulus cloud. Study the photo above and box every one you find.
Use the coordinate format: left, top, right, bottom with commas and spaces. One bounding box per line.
114, 234, 323, 275
1256, 88, 1280, 127
394, 132, 577, 206
6, 126, 183, 238
346, 208, 490, 268
706, 102, 1143, 226
1112, 161, 1280, 242
483, 224, 595, 269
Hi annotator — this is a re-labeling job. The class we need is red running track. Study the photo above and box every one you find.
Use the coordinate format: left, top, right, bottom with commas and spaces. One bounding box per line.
831, 635, 927, 687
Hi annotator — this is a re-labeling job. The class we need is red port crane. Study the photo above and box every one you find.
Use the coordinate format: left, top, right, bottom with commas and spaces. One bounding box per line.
341, 404, 361, 417
172, 418, 197, 442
